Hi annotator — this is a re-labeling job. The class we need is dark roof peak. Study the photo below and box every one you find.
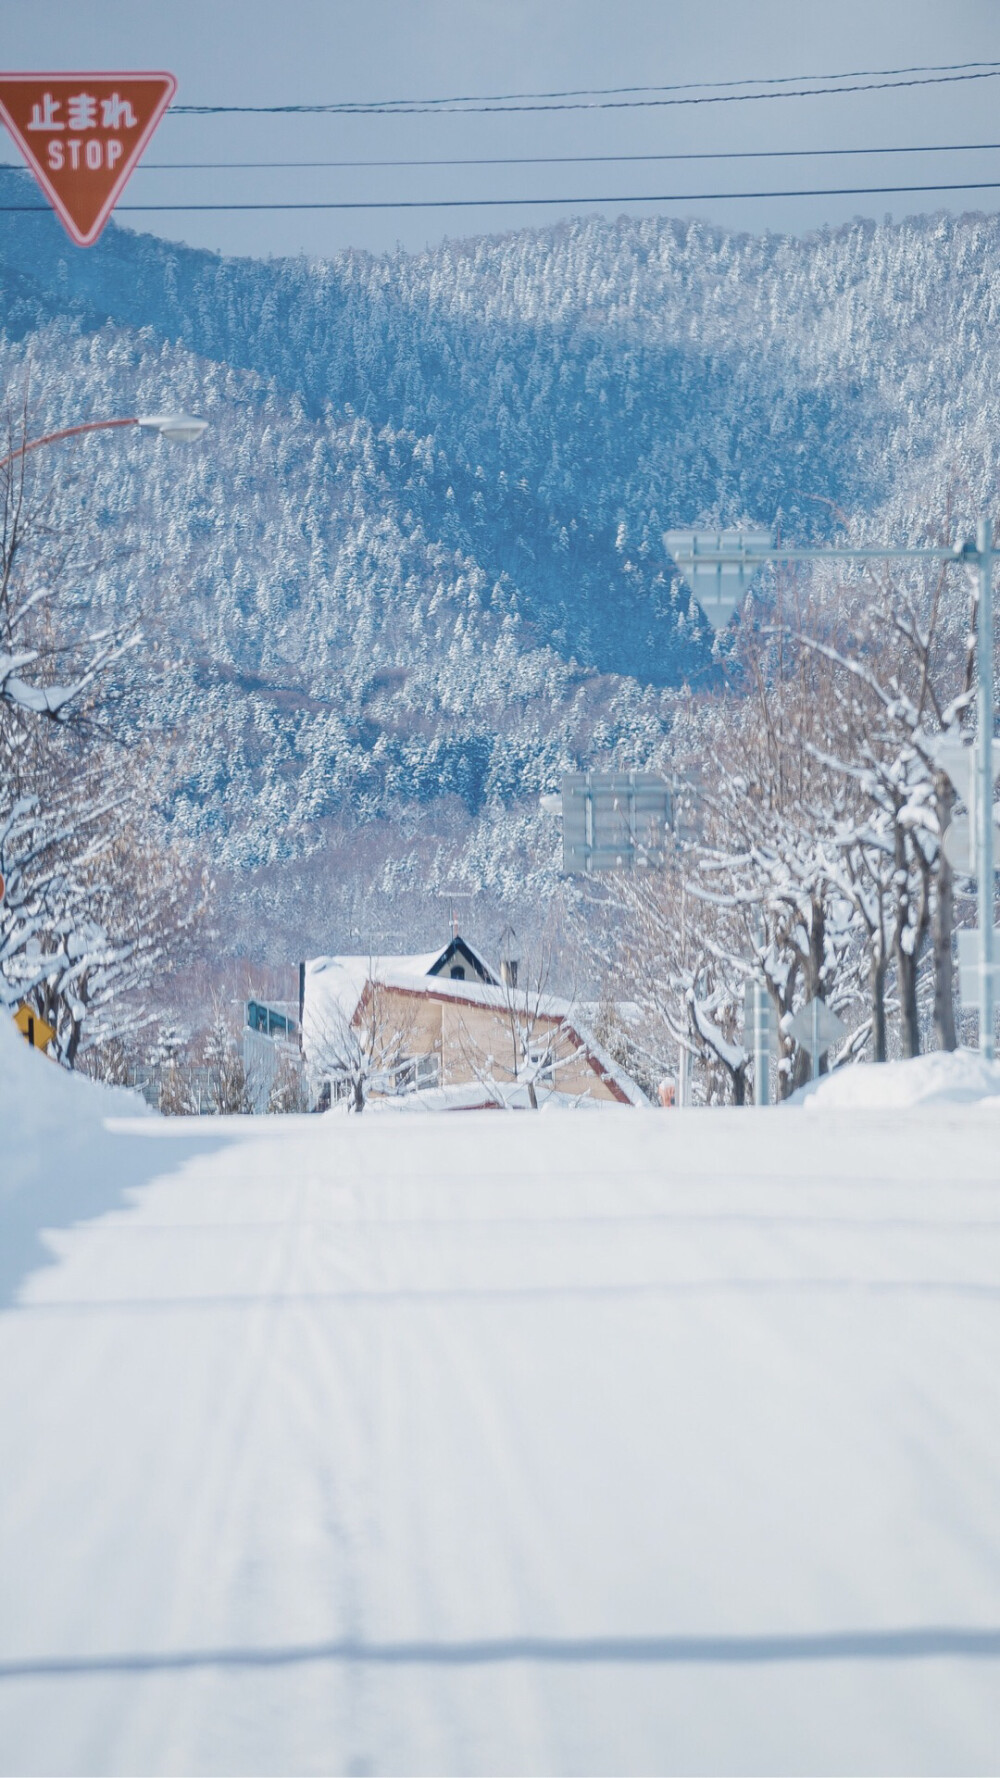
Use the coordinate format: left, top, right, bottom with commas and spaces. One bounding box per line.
427, 935, 497, 986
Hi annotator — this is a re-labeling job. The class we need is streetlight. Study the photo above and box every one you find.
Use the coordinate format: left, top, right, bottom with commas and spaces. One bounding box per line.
664, 523, 998, 1062
0, 411, 208, 473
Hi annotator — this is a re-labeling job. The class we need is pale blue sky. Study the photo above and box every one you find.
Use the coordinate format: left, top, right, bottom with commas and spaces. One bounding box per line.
3, 0, 1000, 259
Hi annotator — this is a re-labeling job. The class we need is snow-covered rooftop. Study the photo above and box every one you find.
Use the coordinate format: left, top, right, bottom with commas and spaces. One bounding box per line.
303, 951, 443, 1034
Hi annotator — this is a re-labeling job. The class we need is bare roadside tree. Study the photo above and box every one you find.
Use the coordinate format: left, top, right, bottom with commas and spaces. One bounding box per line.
453, 938, 589, 1109
798, 550, 978, 1056
303, 958, 419, 1112
0, 392, 204, 1065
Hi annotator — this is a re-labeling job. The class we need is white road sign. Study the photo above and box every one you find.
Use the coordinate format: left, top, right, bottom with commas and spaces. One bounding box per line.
942, 816, 974, 875
785, 996, 848, 1057
931, 737, 1000, 805
560, 771, 672, 874
663, 528, 774, 631
957, 928, 1000, 1008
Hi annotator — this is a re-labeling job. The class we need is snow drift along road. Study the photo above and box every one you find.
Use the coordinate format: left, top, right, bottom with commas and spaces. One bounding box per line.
1, 1032, 999, 1774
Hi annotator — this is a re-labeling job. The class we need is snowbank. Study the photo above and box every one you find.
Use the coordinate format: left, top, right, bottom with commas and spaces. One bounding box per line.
0, 1020, 257, 1312
0, 1014, 148, 1201
792, 1047, 1000, 1111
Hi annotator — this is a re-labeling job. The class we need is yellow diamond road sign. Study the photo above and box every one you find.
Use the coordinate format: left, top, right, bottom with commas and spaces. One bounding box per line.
13, 1003, 56, 1052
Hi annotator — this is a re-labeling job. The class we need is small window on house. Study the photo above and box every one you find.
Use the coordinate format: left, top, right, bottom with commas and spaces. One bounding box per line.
450, 965, 465, 979
416, 1053, 440, 1087
388, 1053, 441, 1095
526, 1044, 555, 1084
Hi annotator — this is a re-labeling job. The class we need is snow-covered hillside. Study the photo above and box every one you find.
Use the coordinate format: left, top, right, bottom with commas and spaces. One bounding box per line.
1, 1038, 999, 1773
3, 186, 1000, 942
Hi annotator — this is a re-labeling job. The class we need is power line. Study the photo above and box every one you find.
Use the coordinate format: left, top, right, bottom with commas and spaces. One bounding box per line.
131, 142, 1000, 173
169, 59, 1000, 114
307, 58, 1000, 107
97, 179, 1000, 209
5, 141, 1000, 181
169, 65, 1000, 117
5, 178, 1000, 215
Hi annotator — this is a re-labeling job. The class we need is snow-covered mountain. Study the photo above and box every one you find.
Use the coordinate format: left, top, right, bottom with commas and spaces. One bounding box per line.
1, 171, 999, 951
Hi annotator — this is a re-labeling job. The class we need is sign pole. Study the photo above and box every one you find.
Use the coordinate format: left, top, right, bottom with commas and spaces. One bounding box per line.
977, 518, 996, 1060
752, 916, 769, 1106
754, 983, 768, 1106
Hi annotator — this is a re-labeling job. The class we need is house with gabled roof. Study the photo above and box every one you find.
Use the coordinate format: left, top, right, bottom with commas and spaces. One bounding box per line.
298, 935, 649, 1111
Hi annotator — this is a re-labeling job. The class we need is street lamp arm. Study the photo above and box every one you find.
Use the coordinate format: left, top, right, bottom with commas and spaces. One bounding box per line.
0, 416, 140, 473
0, 411, 208, 473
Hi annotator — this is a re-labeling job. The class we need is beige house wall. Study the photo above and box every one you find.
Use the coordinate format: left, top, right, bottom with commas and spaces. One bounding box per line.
372, 986, 442, 1059
364, 983, 624, 1103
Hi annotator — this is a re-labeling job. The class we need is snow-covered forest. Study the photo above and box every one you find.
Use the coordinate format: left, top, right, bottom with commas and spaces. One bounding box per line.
1, 169, 999, 1075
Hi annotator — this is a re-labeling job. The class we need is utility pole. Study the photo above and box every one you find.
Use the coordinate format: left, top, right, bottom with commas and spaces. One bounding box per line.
977, 519, 995, 1059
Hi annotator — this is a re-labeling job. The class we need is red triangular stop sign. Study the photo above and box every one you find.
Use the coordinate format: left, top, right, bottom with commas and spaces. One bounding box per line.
0, 71, 176, 247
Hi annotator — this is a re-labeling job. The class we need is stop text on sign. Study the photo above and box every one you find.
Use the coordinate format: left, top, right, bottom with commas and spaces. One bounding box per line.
0, 72, 176, 247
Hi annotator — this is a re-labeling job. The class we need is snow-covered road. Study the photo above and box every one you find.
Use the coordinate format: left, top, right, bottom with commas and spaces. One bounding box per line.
1, 1095, 999, 1774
